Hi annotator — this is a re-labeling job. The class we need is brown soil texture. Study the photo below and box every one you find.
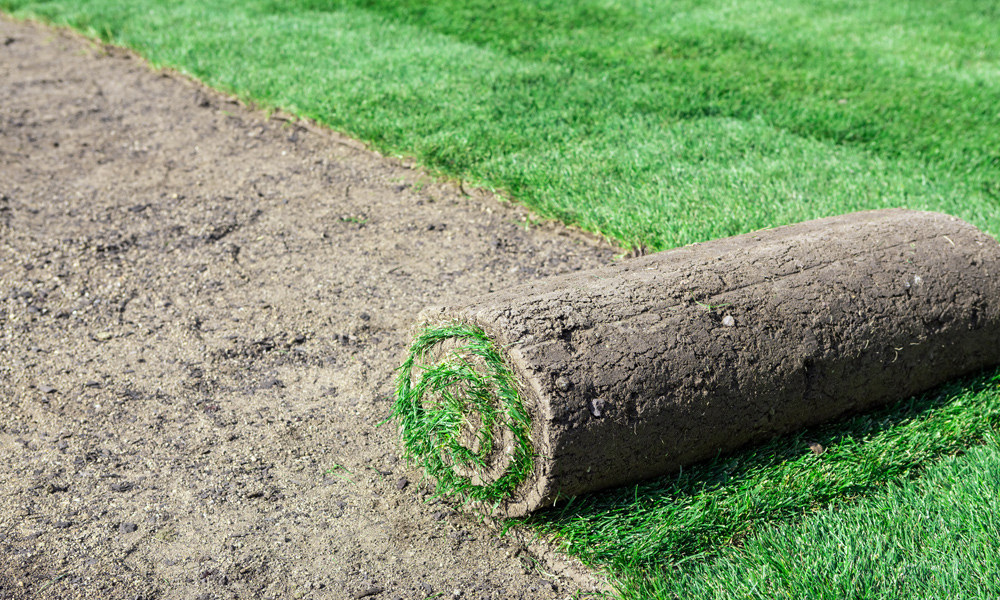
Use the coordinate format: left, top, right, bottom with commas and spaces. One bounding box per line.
422, 209, 1000, 516
0, 17, 616, 600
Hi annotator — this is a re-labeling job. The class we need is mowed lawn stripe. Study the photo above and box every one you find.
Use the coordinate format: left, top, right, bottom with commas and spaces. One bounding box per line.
3, 0, 998, 250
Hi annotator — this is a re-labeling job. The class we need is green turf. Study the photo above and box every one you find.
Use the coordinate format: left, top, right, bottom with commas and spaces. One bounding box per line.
2, 0, 998, 251
621, 433, 1000, 600
3, 1, 1000, 597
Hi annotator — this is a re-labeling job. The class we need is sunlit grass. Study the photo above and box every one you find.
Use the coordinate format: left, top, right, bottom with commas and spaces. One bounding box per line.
2, 0, 998, 250
625, 434, 1000, 599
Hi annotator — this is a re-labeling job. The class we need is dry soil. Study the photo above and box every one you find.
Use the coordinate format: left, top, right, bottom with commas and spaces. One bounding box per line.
0, 17, 615, 600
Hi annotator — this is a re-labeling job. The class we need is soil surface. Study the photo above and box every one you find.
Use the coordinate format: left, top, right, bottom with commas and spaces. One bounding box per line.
0, 17, 615, 600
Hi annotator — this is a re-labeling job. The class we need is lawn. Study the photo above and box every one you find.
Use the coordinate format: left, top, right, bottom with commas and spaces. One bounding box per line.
3, 0, 998, 597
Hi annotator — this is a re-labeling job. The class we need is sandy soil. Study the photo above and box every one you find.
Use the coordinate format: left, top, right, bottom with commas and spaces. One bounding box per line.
0, 17, 617, 600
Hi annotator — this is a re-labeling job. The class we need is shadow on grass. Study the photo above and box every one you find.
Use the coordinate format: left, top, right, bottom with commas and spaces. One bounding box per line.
519, 366, 1000, 574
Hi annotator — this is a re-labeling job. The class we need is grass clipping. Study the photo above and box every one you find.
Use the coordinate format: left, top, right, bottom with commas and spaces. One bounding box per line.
393, 322, 534, 507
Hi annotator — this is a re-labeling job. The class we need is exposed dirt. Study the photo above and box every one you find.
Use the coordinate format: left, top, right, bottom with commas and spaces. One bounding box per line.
0, 17, 615, 600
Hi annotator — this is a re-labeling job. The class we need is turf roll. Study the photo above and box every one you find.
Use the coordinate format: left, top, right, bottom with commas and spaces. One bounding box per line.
394, 209, 1000, 516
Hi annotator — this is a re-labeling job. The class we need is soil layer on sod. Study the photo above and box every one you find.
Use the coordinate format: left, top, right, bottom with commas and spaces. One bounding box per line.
0, 17, 614, 599
400, 210, 1000, 516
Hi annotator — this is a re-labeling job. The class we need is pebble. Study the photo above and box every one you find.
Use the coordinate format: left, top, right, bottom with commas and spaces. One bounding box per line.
258, 377, 284, 390
588, 398, 606, 418
354, 587, 384, 599
722, 315, 735, 327
119, 522, 137, 534
554, 376, 571, 392
396, 478, 409, 490
52, 520, 71, 529
46, 482, 69, 494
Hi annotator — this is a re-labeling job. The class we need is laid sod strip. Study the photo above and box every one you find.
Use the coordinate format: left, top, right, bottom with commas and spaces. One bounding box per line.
394, 322, 534, 507
3, 0, 999, 250
621, 431, 1000, 600
398, 209, 1000, 517
522, 367, 1000, 577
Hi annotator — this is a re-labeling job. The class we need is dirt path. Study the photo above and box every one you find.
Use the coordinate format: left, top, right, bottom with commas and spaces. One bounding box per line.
0, 17, 615, 600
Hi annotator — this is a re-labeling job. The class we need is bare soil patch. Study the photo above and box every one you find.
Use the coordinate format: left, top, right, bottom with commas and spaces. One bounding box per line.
0, 17, 613, 600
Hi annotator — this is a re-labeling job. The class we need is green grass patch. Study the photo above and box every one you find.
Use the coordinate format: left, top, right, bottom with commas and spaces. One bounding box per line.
2, 0, 998, 250
393, 322, 533, 506
628, 434, 1000, 599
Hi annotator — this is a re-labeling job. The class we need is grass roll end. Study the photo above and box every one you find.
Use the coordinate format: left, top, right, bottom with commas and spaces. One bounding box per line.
393, 321, 535, 508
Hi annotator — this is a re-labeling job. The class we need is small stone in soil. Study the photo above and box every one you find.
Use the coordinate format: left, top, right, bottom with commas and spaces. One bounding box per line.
722, 315, 736, 327
52, 520, 71, 529
396, 478, 409, 490
38, 385, 57, 394
419, 582, 434, 594
119, 522, 138, 534
258, 377, 284, 390
432, 510, 450, 521
46, 482, 69, 494
354, 586, 384, 599
110, 481, 133, 492
588, 397, 606, 418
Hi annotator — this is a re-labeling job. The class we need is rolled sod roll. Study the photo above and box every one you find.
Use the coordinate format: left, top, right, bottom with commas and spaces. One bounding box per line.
394, 209, 1000, 517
